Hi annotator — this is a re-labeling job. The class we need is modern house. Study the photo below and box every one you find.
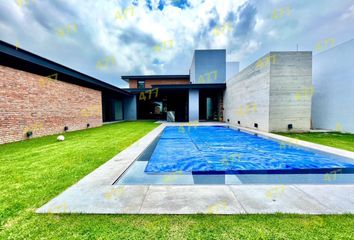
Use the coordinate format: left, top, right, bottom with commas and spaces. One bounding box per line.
121, 75, 226, 122
123, 49, 313, 133
5, 36, 352, 144
122, 50, 236, 123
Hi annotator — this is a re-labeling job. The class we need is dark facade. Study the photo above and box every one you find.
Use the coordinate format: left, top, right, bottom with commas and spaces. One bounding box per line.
122, 75, 226, 122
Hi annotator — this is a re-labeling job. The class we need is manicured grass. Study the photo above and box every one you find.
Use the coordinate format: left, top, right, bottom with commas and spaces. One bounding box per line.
277, 132, 354, 152
0, 122, 353, 239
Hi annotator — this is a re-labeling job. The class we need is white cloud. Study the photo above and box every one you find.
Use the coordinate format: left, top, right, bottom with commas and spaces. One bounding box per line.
1, 0, 353, 88
341, 4, 354, 20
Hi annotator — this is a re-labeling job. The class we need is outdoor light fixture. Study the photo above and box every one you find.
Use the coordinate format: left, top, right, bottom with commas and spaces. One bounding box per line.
87, 123, 90, 128
64, 126, 69, 131
227, 119, 230, 122
237, 121, 240, 124
288, 124, 293, 130
26, 131, 33, 138
254, 123, 258, 128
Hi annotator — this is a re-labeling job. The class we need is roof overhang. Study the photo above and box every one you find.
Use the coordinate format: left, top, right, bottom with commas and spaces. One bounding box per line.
123, 83, 226, 93
121, 75, 190, 82
0, 40, 131, 97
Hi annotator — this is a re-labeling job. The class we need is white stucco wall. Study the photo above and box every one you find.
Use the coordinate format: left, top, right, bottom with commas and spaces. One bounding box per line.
190, 50, 226, 84
226, 62, 239, 81
312, 39, 354, 133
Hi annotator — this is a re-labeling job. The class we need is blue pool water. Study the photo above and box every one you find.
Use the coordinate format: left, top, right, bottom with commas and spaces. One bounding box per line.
144, 126, 354, 174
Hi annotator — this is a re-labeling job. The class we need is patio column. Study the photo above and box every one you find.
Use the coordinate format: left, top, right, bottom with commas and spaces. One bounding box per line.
123, 95, 137, 120
188, 89, 199, 122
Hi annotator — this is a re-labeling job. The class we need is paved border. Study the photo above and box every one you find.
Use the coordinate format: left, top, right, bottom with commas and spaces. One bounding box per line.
36, 123, 354, 214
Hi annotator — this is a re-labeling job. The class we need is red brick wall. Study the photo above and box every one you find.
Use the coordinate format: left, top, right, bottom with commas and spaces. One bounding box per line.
129, 80, 137, 88
0, 65, 103, 144
129, 79, 189, 88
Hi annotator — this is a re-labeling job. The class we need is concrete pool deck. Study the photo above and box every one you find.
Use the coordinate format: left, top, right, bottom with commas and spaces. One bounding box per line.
36, 123, 354, 214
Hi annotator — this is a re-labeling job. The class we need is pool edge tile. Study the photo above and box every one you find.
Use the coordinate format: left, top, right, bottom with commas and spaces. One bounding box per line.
139, 185, 246, 214
293, 185, 354, 214
229, 185, 335, 214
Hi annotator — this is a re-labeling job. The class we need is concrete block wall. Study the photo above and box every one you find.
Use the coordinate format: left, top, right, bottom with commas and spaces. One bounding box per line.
269, 52, 312, 132
0, 65, 103, 144
223, 55, 271, 132
224, 52, 312, 132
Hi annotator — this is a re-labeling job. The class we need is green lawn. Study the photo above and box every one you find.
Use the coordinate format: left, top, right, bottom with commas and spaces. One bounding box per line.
0, 122, 353, 240
277, 132, 354, 152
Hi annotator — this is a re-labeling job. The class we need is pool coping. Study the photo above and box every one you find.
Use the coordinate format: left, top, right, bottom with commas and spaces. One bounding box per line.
36, 122, 354, 214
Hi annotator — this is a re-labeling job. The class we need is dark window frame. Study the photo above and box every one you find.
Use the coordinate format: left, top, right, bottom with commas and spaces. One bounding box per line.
137, 80, 145, 89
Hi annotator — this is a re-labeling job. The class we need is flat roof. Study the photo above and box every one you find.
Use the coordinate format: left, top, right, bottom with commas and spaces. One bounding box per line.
0, 40, 131, 96
124, 83, 226, 92
121, 75, 190, 82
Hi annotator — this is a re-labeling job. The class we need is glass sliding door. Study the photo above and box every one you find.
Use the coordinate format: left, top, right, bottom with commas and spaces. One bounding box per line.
113, 99, 123, 121
206, 97, 213, 120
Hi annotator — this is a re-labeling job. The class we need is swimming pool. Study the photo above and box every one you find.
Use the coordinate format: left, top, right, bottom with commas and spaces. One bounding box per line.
144, 126, 354, 174
115, 126, 354, 185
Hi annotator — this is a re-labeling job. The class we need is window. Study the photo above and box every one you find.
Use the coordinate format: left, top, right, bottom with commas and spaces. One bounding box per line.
137, 80, 145, 89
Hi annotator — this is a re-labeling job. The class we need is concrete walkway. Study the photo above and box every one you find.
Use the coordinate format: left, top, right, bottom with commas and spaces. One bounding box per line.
36, 123, 354, 214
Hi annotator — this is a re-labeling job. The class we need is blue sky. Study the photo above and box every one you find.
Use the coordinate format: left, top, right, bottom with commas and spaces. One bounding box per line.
0, 0, 354, 87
